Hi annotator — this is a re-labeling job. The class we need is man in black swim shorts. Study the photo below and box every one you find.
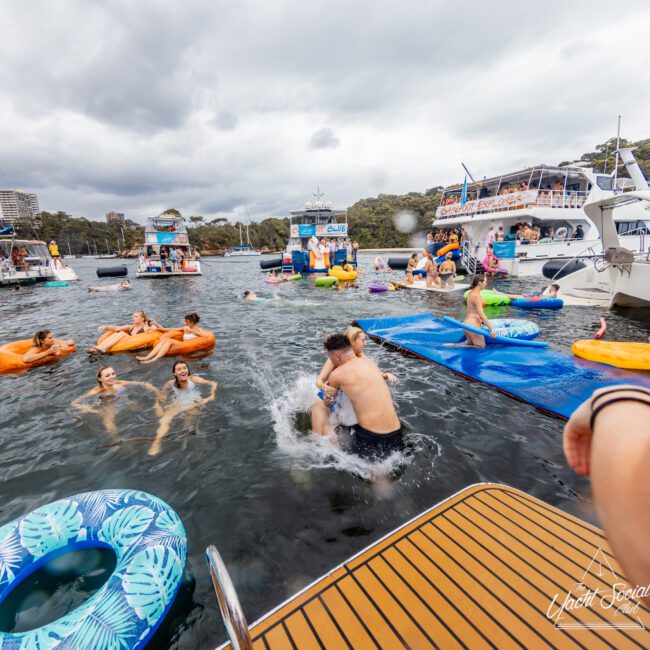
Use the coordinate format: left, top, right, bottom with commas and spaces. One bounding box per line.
325, 334, 403, 461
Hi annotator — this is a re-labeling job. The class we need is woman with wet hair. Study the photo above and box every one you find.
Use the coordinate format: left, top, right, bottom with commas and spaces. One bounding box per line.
23, 330, 74, 364
71, 365, 157, 434
150, 361, 217, 455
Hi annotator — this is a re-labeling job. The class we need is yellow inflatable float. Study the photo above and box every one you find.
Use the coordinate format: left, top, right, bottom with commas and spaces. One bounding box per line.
328, 265, 357, 281
572, 340, 650, 371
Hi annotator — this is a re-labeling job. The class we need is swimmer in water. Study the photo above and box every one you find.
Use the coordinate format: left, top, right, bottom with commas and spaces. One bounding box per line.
23, 330, 74, 364
463, 274, 496, 348
312, 326, 397, 436
244, 290, 257, 301
88, 281, 131, 292
136, 312, 210, 364
71, 365, 157, 434
374, 256, 385, 271
87, 311, 157, 354
150, 361, 217, 455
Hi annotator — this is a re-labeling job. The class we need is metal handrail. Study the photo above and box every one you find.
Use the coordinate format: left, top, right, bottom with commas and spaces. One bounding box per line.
549, 243, 604, 281
205, 545, 253, 650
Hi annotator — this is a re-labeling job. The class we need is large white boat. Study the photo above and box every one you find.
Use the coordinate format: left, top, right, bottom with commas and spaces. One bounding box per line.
434, 149, 650, 277
136, 213, 201, 278
224, 224, 261, 258
0, 232, 78, 286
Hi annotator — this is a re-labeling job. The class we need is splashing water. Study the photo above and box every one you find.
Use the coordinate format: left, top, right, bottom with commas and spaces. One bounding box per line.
265, 373, 426, 482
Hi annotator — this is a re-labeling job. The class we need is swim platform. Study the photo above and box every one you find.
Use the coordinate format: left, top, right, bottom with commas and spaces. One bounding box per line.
210, 483, 650, 648
353, 313, 650, 419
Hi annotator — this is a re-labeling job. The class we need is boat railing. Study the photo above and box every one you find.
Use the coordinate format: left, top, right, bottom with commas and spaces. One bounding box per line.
549, 243, 605, 281
460, 239, 479, 275
205, 545, 253, 650
435, 189, 589, 221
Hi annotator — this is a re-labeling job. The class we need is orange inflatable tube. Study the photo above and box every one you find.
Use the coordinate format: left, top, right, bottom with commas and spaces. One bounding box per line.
96, 330, 163, 352
0, 339, 76, 374
309, 250, 330, 269
158, 330, 216, 357
436, 242, 459, 257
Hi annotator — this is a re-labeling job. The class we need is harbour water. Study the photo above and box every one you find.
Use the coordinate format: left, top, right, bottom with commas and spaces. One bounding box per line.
1, 255, 649, 648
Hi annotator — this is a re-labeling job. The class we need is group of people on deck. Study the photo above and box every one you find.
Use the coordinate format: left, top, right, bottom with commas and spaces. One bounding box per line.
307, 235, 358, 270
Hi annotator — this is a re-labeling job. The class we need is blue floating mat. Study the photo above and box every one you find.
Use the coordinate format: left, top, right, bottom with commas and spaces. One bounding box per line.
354, 313, 650, 419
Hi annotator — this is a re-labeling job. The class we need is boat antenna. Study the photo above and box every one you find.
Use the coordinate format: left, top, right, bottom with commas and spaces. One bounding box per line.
613, 115, 621, 190
461, 163, 478, 186
313, 187, 324, 202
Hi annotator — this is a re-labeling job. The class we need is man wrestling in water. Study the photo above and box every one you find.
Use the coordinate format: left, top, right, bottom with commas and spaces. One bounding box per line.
324, 334, 403, 460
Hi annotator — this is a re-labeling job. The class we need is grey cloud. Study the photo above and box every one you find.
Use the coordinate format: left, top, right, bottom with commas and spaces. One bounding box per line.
212, 111, 239, 131
310, 128, 340, 149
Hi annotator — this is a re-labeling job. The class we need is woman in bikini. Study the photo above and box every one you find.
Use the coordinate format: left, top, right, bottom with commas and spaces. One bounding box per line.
23, 330, 75, 364
150, 361, 218, 455
438, 252, 457, 288
424, 251, 440, 288
72, 365, 157, 434
87, 311, 157, 354
464, 275, 497, 348
136, 312, 210, 364
405, 252, 419, 285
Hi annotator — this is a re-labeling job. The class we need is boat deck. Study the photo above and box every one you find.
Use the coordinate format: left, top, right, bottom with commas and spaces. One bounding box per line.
219, 484, 650, 649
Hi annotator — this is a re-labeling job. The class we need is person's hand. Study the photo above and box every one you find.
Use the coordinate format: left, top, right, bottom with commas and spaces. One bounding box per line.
323, 384, 338, 398
489, 330, 497, 338
563, 396, 594, 476
383, 372, 398, 384
50, 344, 61, 355
98, 325, 107, 332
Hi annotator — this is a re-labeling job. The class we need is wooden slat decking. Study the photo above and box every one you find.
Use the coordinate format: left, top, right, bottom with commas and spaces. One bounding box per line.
220, 484, 650, 649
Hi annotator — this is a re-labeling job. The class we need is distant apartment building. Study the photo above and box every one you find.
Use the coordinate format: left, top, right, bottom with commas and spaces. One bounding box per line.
106, 210, 125, 225
0, 189, 40, 225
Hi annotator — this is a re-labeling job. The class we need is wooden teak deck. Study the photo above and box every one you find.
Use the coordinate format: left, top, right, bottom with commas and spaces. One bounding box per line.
215, 484, 650, 649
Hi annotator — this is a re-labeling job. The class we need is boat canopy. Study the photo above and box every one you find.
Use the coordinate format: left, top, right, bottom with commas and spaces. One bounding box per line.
143, 215, 191, 249
0, 239, 51, 263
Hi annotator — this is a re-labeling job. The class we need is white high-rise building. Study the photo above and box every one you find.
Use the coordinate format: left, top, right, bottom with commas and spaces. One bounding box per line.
0, 189, 40, 225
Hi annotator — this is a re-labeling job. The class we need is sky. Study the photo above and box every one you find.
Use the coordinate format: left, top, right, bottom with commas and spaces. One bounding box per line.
1, 0, 649, 224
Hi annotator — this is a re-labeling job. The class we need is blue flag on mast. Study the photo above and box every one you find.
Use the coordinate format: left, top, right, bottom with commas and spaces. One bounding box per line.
460, 176, 468, 205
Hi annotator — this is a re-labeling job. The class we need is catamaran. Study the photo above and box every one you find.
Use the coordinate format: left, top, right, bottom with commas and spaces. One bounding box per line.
435, 149, 650, 277
136, 213, 201, 278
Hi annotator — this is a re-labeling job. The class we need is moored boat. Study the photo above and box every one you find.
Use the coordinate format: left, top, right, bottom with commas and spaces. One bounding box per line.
136, 213, 202, 278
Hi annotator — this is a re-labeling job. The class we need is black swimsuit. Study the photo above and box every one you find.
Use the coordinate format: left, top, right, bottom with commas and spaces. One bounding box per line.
350, 424, 404, 461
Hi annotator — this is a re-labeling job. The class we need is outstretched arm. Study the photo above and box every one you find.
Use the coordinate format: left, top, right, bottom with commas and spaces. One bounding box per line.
564, 386, 650, 605
23, 345, 59, 363
71, 389, 99, 414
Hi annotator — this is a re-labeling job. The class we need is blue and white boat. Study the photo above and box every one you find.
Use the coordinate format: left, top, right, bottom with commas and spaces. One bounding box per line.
260, 195, 356, 273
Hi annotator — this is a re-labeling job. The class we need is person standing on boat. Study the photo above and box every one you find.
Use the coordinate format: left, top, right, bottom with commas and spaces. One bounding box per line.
48, 241, 64, 269
486, 226, 496, 247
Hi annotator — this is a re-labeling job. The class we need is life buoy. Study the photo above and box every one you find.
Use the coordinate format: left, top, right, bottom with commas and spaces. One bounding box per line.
0, 339, 76, 374
0, 489, 186, 649
96, 330, 163, 352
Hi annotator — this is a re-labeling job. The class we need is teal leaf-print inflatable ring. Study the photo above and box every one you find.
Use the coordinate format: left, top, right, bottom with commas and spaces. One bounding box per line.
0, 490, 186, 649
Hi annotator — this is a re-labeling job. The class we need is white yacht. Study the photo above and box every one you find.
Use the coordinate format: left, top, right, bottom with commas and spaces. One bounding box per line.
224, 224, 261, 258
0, 234, 78, 286
434, 149, 650, 277
136, 213, 202, 277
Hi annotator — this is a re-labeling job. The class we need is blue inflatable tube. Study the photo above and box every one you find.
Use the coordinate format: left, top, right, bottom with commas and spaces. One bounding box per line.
442, 316, 548, 347
511, 297, 564, 310
0, 489, 187, 649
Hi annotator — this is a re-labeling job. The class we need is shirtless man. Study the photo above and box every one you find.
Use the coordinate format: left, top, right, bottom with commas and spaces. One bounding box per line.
324, 334, 402, 460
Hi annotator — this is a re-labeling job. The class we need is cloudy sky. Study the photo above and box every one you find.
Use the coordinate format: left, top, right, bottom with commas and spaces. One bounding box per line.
1, 0, 649, 223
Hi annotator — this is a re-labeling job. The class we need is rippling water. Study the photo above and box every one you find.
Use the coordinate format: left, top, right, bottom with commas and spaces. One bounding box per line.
1, 254, 648, 648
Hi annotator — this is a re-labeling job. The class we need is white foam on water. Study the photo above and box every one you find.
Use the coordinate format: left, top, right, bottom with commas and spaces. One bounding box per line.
266, 374, 422, 482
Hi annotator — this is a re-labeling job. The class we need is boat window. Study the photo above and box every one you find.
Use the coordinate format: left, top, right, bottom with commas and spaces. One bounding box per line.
596, 175, 614, 190
616, 221, 649, 235
152, 220, 178, 232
